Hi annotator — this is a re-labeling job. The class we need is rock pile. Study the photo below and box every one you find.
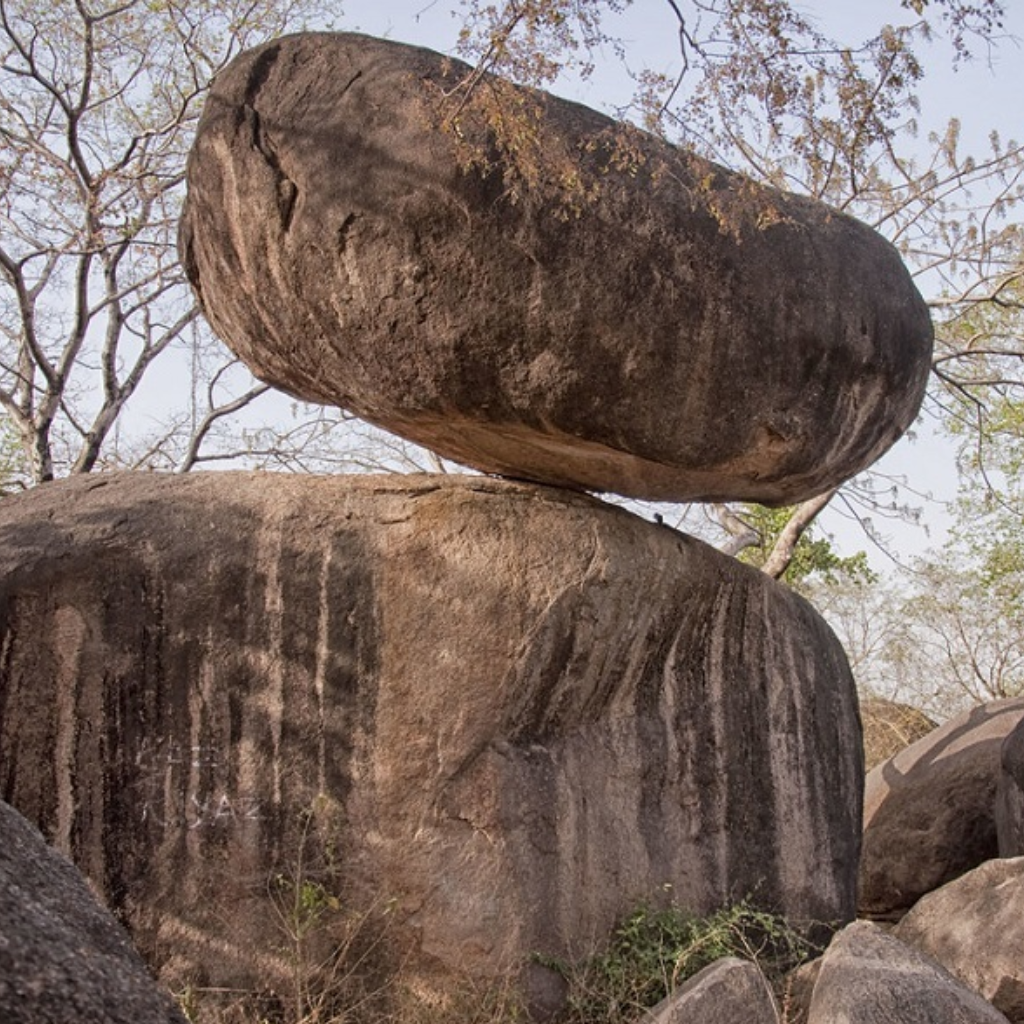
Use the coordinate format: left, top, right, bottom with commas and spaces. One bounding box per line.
860, 698, 1024, 920
761, 700, 1024, 1024
0, 28, 938, 1024
847, 699, 1024, 1024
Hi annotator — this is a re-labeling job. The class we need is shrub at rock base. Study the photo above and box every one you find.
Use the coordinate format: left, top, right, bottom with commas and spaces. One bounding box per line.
547, 900, 814, 1024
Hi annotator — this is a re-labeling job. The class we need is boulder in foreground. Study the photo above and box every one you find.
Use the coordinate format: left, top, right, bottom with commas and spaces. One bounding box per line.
643, 957, 779, 1023
0, 799, 187, 1024
807, 921, 1010, 1024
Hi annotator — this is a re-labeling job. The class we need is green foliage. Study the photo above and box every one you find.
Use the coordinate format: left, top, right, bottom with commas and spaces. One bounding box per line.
545, 899, 816, 1024
737, 503, 875, 588
271, 875, 343, 945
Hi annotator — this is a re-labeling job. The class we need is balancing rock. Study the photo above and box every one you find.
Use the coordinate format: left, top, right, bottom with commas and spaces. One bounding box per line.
180, 32, 933, 504
0, 472, 861, 1003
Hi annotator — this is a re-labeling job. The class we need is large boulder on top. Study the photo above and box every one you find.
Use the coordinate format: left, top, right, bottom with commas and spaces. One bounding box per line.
859, 698, 1024, 921
0, 472, 862, 1007
0, 799, 187, 1024
179, 32, 933, 505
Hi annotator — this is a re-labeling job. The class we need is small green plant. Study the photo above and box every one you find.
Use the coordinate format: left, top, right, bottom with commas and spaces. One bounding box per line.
546, 899, 817, 1024
265, 800, 397, 1024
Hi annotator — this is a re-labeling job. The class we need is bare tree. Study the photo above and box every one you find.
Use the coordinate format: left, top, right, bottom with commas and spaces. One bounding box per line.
0, 0, 340, 484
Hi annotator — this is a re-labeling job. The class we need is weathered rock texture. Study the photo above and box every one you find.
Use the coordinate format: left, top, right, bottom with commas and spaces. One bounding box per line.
895, 857, 1024, 1024
644, 957, 779, 1023
0, 472, 862, 1002
807, 921, 1011, 1024
997, 721, 1024, 857
0, 799, 187, 1024
180, 32, 933, 505
859, 698, 1024, 920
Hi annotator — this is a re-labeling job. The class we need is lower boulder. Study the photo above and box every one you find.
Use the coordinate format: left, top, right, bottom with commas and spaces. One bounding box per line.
895, 857, 1024, 1024
859, 698, 1024, 920
0, 472, 862, 1005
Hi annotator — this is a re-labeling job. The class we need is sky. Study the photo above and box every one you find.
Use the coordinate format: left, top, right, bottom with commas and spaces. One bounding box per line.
323, 0, 1024, 570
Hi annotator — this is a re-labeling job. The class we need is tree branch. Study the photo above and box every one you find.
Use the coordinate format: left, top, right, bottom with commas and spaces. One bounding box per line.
177, 380, 272, 473
713, 503, 761, 557
760, 487, 840, 580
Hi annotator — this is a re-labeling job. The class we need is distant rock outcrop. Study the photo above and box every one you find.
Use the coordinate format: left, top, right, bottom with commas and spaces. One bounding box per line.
180, 31, 933, 505
0, 799, 187, 1024
859, 697, 936, 771
859, 699, 1024, 920
0, 471, 862, 1004
895, 857, 1024, 1024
